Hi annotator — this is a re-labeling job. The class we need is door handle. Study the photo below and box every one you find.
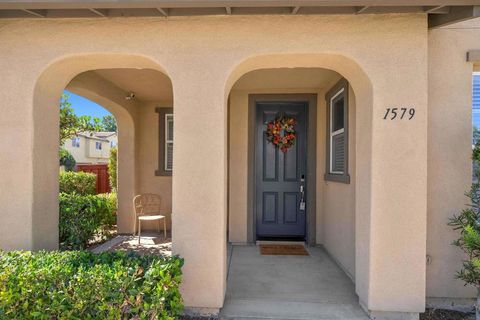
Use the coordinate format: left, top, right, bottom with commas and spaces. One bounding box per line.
300, 174, 306, 211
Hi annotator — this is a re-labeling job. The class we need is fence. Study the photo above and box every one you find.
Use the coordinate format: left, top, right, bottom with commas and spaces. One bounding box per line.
76, 163, 111, 194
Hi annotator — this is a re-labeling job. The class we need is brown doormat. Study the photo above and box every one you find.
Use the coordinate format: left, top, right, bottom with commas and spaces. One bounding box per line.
259, 244, 309, 256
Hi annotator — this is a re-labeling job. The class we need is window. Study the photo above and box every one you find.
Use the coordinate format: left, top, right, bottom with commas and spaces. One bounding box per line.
95, 141, 102, 150
155, 108, 174, 176
325, 78, 350, 183
110, 140, 117, 148
330, 90, 345, 174
71, 137, 80, 148
165, 114, 173, 171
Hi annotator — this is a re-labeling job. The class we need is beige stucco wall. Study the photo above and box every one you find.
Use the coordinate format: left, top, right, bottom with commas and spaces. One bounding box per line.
0, 13, 430, 315
320, 85, 356, 281
136, 102, 173, 231
426, 19, 480, 299
228, 90, 250, 243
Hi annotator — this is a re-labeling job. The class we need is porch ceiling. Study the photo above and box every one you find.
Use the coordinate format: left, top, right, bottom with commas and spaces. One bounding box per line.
93, 69, 173, 103
0, 1, 478, 28
232, 68, 340, 91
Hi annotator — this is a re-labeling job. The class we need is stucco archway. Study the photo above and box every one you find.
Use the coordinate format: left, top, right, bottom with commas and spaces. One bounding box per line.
223, 53, 374, 308
66, 75, 136, 236
31, 53, 173, 250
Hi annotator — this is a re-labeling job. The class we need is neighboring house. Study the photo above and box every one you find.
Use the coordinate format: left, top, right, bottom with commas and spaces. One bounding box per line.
94, 131, 118, 149
63, 132, 117, 164
1, 2, 480, 320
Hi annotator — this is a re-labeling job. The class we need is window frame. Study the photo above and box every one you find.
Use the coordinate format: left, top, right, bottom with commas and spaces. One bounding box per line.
325, 78, 350, 184
155, 107, 173, 176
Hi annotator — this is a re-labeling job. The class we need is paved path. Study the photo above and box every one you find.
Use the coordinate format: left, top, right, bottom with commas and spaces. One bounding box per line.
220, 245, 368, 320
90, 231, 171, 256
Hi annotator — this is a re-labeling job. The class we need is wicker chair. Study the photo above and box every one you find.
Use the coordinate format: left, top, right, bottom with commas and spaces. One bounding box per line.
133, 193, 167, 244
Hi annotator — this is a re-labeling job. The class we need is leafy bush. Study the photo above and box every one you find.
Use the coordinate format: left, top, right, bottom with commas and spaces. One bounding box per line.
0, 250, 184, 319
109, 146, 117, 191
59, 148, 76, 172
449, 183, 480, 287
59, 171, 96, 195
99, 192, 118, 216
449, 138, 480, 320
59, 193, 116, 250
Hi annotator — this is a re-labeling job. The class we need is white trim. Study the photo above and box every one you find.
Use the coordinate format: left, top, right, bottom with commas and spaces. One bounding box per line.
329, 87, 345, 175
332, 128, 344, 136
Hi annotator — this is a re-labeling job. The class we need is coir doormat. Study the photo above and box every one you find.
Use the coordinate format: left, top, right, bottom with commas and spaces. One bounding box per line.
259, 244, 309, 256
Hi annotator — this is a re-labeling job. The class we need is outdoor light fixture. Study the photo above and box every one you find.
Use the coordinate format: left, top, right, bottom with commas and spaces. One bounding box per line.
125, 92, 136, 100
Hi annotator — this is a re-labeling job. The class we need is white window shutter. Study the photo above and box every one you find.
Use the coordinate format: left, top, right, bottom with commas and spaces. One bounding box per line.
165, 114, 174, 171
332, 133, 345, 173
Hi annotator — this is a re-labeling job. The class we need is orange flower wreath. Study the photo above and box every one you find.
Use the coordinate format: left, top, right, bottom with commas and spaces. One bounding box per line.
266, 116, 297, 153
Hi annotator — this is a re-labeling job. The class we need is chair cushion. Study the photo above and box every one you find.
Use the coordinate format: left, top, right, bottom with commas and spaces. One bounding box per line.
138, 215, 165, 221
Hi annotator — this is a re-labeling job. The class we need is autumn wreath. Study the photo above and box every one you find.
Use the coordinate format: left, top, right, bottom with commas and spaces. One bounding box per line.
266, 116, 297, 153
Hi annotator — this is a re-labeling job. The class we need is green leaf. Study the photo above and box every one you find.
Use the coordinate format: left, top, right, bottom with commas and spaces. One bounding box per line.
0, 251, 183, 319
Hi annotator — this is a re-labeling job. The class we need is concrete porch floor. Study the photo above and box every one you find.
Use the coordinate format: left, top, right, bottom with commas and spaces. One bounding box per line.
220, 245, 369, 320
90, 231, 172, 256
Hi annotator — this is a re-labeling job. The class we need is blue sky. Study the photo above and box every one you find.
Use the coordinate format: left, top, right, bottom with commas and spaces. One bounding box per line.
474, 74, 480, 129
64, 90, 112, 119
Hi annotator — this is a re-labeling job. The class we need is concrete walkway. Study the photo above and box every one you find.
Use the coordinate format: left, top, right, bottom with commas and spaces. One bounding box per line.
220, 245, 368, 320
90, 231, 172, 256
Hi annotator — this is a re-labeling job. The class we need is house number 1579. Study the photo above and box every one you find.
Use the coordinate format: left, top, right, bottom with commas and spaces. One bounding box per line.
383, 107, 415, 120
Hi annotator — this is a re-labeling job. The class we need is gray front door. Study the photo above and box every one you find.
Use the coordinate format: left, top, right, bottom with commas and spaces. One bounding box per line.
255, 101, 307, 239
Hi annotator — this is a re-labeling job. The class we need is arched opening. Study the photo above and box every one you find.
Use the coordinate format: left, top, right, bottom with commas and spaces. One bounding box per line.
58, 90, 120, 248
222, 54, 373, 318
31, 54, 174, 253
473, 71, 480, 181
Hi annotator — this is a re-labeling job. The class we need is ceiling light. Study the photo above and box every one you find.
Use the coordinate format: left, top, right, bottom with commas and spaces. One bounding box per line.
125, 92, 136, 100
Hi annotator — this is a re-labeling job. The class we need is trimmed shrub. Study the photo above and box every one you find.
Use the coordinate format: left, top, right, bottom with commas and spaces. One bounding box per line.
0, 250, 184, 319
59, 148, 76, 172
99, 192, 118, 216
109, 146, 117, 191
59, 171, 96, 195
59, 193, 116, 250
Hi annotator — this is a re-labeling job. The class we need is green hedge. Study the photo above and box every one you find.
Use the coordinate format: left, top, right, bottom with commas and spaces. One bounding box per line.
59, 171, 96, 195
0, 251, 184, 319
59, 193, 117, 250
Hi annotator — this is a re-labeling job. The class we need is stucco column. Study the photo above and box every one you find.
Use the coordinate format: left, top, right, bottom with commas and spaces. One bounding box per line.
0, 72, 37, 250
426, 28, 478, 299
362, 64, 428, 317
170, 69, 227, 312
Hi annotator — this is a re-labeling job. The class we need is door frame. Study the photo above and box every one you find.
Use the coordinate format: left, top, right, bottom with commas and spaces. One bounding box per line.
247, 94, 317, 245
